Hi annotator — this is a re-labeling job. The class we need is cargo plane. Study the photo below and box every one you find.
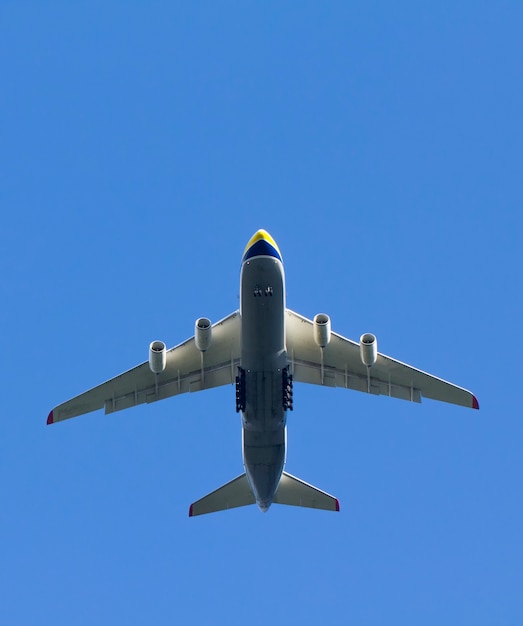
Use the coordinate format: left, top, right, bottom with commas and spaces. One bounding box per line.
48, 229, 479, 516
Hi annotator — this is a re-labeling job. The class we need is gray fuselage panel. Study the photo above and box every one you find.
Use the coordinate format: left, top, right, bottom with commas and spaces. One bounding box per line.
240, 256, 287, 510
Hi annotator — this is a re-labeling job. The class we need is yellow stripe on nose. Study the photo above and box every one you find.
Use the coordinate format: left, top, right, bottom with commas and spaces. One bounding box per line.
243, 229, 281, 259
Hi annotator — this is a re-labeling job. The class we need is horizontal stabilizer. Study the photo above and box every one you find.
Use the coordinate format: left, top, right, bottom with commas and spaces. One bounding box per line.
273, 472, 339, 512
189, 473, 255, 517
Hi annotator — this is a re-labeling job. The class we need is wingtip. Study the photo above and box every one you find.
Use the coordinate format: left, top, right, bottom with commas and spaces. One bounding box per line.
188, 504, 194, 517
472, 396, 480, 410
47, 410, 54, 425
335, 498, 340, 512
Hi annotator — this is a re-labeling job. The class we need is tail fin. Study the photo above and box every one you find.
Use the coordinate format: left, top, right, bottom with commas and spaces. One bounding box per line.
273, 472, 339, 512
189, 473, 255, 517
188, 471, 339, 517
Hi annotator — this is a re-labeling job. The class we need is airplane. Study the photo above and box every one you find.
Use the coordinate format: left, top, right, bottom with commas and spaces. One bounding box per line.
48, 229, 479, 516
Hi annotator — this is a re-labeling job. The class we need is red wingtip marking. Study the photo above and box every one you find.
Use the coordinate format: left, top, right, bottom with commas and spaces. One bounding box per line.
472, 396, 480, 410
189, 504, 194, 517
335, 499, 340, 512
47, 410, 54, 425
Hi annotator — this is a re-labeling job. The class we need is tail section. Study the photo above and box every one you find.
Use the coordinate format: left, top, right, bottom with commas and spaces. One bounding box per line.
189, 473, 255, 517
189, 471, 339, 516
273, 472, 340, 512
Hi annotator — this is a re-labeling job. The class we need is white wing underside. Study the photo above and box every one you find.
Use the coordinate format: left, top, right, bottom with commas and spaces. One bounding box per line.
285, 309, 478, 410
49, 311, 241, 423
49, 307, 477, 424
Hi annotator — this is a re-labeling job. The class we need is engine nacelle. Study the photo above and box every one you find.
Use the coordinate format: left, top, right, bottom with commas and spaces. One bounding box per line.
149, 340, 167, 374
360, 333, 377, 367
195, 317, 212, 352
313, 313, 331, 348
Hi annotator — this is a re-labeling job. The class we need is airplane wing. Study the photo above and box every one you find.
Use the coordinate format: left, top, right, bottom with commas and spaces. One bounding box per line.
48, 311, 241, 424
285, 309, 478, 410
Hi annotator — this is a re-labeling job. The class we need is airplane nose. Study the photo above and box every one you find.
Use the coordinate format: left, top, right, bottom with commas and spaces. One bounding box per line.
257, 500, 271, 513
246, 229, 274, 249
242, 229, 282, 264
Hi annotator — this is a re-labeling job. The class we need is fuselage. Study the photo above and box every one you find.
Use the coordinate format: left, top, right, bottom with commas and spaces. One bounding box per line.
239, 231, 287, 512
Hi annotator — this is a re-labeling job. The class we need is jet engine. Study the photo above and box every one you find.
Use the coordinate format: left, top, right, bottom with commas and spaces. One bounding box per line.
195, 317, 212, 352
149, 340, 167, 374
360, 333, 377, 367
313, 313, 331, 348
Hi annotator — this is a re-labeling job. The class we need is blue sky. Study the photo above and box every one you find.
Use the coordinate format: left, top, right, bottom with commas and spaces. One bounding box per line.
1, 3, 522, 624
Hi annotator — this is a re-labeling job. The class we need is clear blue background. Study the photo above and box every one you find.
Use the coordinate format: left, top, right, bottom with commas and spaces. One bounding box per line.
1, 3, 521, 624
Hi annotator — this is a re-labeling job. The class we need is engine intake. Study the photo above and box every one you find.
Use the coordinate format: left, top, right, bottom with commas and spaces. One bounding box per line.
149, 340, 167, 374
313, 313, 331, 348
195, 317, 212, 352
360, 333, 377, 367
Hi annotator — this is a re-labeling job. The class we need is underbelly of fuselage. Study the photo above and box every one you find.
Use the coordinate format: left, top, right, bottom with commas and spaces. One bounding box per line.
240, 256, 287, 507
